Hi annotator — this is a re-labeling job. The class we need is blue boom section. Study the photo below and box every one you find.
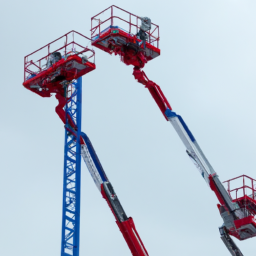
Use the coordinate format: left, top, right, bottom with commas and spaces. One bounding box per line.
81, 132, 108, 183
165, 108, 196, 142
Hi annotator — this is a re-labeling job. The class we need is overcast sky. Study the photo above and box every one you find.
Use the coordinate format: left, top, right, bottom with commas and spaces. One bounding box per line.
1, 0, 256, 255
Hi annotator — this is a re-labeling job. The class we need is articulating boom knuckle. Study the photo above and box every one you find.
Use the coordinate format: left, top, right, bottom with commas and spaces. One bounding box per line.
132, 67, 172, 120
132, 68, 148, 85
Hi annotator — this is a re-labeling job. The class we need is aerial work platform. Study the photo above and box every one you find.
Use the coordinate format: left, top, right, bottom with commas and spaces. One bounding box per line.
91, 5, 256, 255
23, 29, 149, 256
222, 175, 256, 240
23, 30, 95, 98
91, 5, 160, 68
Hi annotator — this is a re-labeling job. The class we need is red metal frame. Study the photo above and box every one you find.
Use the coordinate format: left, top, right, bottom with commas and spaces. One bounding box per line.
223, 175, 256, 217
209, 175, 256, 240
223, 175, 256, 202
23, 31, 96, 126
91, 5, 160, 48
24, 30, 95, 83
90, 6, 160, 68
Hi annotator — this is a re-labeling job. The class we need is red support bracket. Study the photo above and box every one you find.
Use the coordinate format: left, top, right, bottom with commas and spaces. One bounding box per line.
55, 93, 77, 129
133, 67, 172, 120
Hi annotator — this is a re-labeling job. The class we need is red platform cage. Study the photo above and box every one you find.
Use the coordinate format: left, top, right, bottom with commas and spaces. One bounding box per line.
91, 5, 160, 67
224, 175, 256, 215
23, 30, 95, 98
223, 175, 256, 240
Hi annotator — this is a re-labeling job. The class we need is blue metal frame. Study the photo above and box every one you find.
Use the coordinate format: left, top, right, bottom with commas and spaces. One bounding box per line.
61, 77, 82, 256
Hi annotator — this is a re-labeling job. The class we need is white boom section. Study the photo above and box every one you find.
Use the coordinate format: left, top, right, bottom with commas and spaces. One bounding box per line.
81, 144, 103, 191
80, 132, 110, 191
165, 109, 238, 213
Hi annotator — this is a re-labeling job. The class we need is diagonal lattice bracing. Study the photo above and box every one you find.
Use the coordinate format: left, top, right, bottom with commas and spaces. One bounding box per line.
61, 78, 82, 256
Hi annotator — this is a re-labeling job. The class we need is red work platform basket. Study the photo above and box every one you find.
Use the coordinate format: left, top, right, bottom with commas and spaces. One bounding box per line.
91, 5, 160, 67
224, 175, 256, 215
23, 31, 95, 98
223, 175, 256, 240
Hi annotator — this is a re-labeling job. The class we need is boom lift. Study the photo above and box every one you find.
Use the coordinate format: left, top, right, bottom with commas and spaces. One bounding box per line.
91, 6, 256, 255
23, 31, 148, 256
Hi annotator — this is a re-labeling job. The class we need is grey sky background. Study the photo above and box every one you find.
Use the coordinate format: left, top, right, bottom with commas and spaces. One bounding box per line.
1, 0, 256, 255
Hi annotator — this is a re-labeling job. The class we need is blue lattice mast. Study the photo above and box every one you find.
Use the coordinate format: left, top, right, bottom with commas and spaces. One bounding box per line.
61, 78, 82, 256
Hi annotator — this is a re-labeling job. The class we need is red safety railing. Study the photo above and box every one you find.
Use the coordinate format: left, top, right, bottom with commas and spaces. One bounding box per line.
223, 175, 256, 201
24, 30, 95, 82
91, 5, 160, 48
